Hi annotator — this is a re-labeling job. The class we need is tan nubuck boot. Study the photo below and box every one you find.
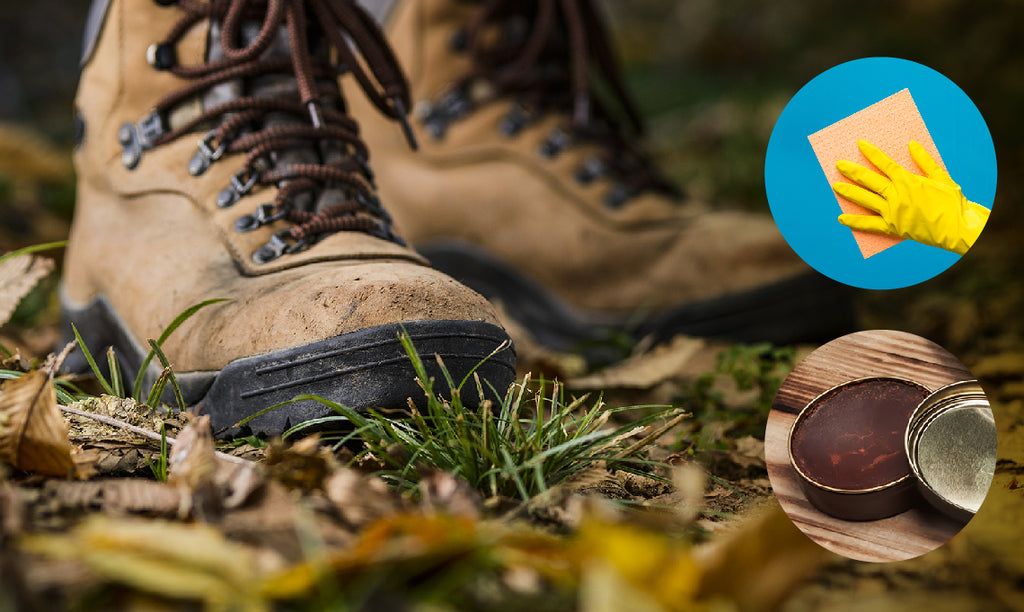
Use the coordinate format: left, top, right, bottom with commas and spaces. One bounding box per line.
63, 0, 515, 436
347, 1, 853, 354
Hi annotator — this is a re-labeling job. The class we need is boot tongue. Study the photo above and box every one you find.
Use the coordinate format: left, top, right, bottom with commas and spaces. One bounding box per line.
203, 19, 348, 213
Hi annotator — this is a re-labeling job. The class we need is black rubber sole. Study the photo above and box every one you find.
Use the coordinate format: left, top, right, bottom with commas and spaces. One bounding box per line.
420, 242, 855, 352
61, 293, 517, 438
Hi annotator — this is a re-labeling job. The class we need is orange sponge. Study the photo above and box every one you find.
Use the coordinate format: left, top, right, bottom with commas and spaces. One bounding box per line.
808, 89, 946, 259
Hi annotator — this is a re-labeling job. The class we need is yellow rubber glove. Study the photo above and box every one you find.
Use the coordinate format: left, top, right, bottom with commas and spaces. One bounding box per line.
833, 140, 990, 255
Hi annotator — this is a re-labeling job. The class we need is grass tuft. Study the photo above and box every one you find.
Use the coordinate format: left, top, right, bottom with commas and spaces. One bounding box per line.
273, 331, 683, 500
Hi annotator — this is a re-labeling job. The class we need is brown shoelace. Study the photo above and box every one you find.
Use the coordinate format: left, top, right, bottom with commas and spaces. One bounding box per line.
122, 0, 417, 263
426, 0, 680, 206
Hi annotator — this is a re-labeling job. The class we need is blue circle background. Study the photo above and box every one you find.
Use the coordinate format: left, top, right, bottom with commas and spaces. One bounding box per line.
765, 57, 997, 290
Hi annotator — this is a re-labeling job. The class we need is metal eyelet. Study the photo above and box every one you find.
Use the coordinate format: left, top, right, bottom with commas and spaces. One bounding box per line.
539, 128, 571, 158
252, 230, 307, 264
418, 89, 471, 140
449, 28, 468, 51
118, 111, 165, 170
231, 167, 258, 195
217, 163, 260, 207
146, 43, 176, 70
574, 157, 605, 185
188, 129, 228, 176
499, 105, 529, 137
235, 203, 286, 233
603, 182, 634, 209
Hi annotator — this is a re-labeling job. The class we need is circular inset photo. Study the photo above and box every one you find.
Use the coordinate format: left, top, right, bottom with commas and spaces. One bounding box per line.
765, 57, 997, 289
766, 330, 997, 562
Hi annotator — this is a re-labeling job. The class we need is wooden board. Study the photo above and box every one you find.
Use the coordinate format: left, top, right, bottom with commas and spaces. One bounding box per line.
766, 330, 973, 562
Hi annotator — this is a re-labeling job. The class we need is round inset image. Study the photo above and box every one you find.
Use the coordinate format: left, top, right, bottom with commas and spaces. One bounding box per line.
766, 330, 997, 562
765, 58, 997, 289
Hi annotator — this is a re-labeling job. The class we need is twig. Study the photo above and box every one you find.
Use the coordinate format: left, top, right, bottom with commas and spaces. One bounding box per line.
60, 404, 249, 466
45, 340, 77, 378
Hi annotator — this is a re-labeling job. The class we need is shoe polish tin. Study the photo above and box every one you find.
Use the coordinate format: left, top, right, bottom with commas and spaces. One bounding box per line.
788, 377, 930, 521
905, 380, 996, 523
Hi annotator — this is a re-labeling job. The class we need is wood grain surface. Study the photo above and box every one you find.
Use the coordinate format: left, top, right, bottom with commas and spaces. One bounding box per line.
766, 330, 974, 562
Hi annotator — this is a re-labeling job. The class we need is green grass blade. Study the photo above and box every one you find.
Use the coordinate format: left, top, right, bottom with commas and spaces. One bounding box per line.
70, 323, 114, 396
456, 339, 511, 392
0, 240, 67, 265
132, 298, 228, 401
54, 386, 75, 405
146, 339, 185, 413
500, 448, 531, 500
106, 347, 124, 398
146, 368, 171, 408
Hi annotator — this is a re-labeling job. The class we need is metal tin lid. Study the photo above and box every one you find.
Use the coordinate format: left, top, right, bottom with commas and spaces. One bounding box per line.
788, 377, 931, 521
906, 380, 997, 523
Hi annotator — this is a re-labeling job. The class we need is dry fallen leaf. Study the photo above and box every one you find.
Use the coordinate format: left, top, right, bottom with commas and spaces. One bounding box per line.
694, 503, 832, 612
0, 476, 24, 540
324, 468, 405, 528
0, 254, 54, 328
41, 479, 182, 517
21, 515, 267, 611
569, 335, 707, 391
215, 458, 265, 511
69, 445, 100, 481
0, 370, 73, 477
265, 434, 338, 491
576, 518, 702, 612
671, 464, 707, 525
417, 468, 482, 519
168, 415, 220, 520
169, 415, 217, 488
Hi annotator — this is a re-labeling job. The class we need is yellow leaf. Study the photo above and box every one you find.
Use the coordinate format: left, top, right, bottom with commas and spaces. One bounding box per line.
575, 519, 702, 611
0, 370, 73, 476
695, 504, 832, 612
22, 515, 267, 611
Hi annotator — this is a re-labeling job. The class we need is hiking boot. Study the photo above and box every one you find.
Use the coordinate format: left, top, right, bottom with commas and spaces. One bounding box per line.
347, 0, 853, 354
63, 0, 515, 437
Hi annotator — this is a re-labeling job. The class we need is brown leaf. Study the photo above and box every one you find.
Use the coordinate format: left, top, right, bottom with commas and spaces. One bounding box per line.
0, 477, 24, 540
265, 434, 338, 490
569, 335, 707, 390
41, 479, 182, 517
168, 415, 220, 520
0, 349, 30, 373
168, 415, 216, 489
215, 457, 265, 510
324, 468, 404, 528
69, 445, 100, 480
418, 469, 482, 519
0, 370, 73, 476
670, 464, 707, 525
0, 254, 54, 328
